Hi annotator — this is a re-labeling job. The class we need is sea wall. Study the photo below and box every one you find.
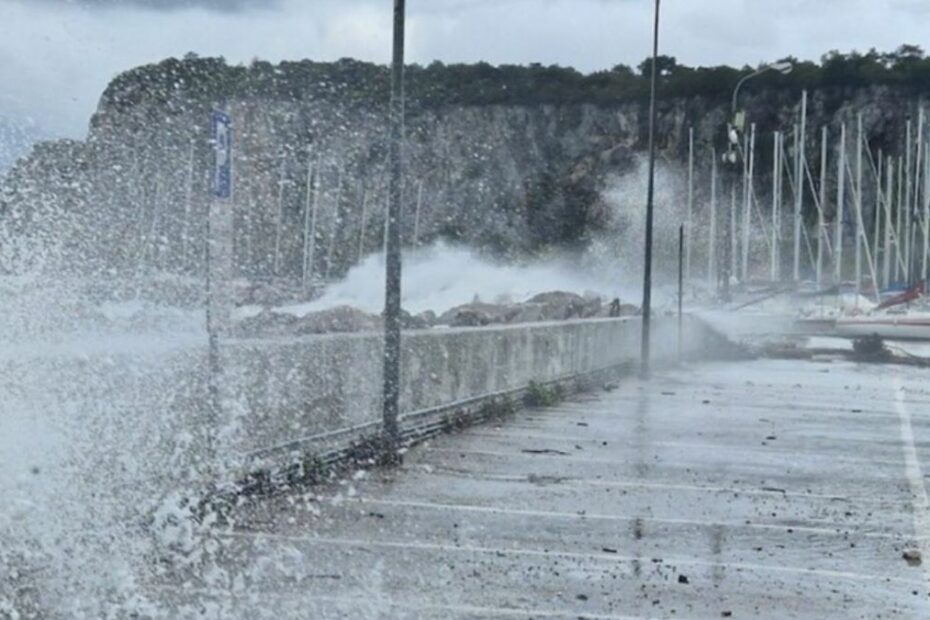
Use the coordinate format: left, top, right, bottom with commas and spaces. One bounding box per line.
218, 314, 718, 473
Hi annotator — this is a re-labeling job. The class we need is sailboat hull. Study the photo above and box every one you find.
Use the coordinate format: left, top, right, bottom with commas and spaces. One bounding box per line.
834, 316, 930, 340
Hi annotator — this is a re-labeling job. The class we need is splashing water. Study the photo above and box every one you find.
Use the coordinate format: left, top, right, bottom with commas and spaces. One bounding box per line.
274, 242, 643, 318
0, 273, 213, 618
0, 151, 692, 617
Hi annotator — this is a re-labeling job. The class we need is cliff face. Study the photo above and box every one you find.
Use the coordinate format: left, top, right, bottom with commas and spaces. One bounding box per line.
0, 56, 925, 280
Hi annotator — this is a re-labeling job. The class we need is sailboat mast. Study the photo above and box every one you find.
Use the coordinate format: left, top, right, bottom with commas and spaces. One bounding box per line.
793, 91, 807, 282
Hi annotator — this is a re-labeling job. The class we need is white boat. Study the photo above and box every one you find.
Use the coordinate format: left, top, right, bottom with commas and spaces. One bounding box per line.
834, 313, 930, 340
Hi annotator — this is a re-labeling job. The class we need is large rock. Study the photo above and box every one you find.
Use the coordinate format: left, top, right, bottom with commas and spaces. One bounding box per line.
580, 295, 603, 318
506, 294, 602, 324
526, 291, 587, 320
507, 303, 547, 324
233, 310, 298, 337
437, 302, 517, 327
295, 306, 380, 334
404, 309, 435, 329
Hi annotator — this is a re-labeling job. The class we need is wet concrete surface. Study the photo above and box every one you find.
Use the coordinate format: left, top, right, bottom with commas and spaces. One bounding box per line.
184, 360, 930, 618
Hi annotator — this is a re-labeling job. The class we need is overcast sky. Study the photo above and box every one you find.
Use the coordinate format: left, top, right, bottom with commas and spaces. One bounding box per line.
1, 0, 929, 139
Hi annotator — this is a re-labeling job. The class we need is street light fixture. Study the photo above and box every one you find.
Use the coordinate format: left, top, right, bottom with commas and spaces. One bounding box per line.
727, 61, 792, 158
721, 60, 793, 300
731, 61, 793, 118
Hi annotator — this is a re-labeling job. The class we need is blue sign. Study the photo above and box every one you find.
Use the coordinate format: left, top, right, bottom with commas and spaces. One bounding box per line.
211, 110, 232, 199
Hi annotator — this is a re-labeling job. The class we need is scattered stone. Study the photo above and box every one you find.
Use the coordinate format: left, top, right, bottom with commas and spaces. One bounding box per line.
761, 487, 787, 494
903, 549, 922, 566
677, 574, 689, 584
527, 474, 566, 485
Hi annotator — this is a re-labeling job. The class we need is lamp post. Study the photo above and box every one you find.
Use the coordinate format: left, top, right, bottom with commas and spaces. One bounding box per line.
731, 61, 792, 119
725, 61, 792, 166
382, 0, 405, 461
722, 61, 792, 299
640, 0, 660, 379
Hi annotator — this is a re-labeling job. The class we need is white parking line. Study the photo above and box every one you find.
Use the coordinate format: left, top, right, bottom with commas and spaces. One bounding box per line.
894, 377, 930, 589
422, 445, 907, 470
148, 585, 655, 619
411, 458, 903, 507
221, 529, 926, 588
354, 496, 907, 541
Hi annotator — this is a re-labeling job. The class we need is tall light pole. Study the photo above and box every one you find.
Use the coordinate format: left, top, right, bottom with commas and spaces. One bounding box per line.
382, 0, 405, 460
640, 0, 660, 379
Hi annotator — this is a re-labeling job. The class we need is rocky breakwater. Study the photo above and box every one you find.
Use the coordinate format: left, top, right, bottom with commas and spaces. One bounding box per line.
231, 290, 641, 338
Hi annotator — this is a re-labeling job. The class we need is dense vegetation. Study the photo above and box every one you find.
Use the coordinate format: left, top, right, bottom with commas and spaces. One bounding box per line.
100, 45, 930, 113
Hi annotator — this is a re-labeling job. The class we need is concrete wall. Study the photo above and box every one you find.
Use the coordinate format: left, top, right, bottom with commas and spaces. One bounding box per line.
220, 315, 713, 473
0, 313, 721, 612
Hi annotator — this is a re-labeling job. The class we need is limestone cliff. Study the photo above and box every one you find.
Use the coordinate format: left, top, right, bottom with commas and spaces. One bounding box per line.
1, 56, 926, 279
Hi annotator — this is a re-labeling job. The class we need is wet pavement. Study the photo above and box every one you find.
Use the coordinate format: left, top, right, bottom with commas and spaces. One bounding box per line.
204, 360, 930, 618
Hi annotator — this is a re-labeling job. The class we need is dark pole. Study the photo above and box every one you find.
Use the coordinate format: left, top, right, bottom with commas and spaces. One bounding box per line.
722, 185, 732, 302
640, 0, 660, 379
678, 223, 684, 362
382, 0, 405, 460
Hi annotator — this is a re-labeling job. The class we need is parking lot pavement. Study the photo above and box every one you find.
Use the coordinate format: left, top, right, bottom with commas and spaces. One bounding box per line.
187, 359, 930, 618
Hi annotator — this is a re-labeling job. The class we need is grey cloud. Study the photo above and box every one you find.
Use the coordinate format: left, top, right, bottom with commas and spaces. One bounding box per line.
20, 0, 281, 12
0, 0, 925, 142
